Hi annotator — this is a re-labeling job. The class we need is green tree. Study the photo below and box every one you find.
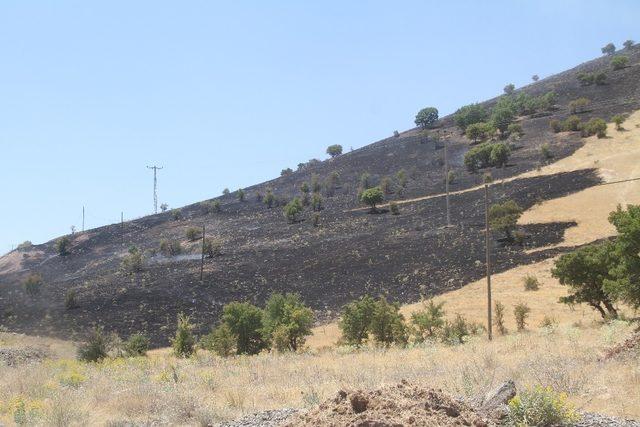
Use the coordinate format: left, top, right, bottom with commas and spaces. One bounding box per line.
489, 143, 511, 168
465, 122, 494, 143
200, 323, 235, 357
186, 227, 201, 242
326, 144, 343, 157
262, 293, 314, 352
283, 197, 303, 223
583, 118, 607, 138
338, 295, 376, 346
612, 114, 626, 130
503, 83, 515, 95
311, 193, 323, 211
611, 55, 629, 70
623, 40, 635, 49
77, 327, 109, 362
551, 241, 618, 318
221, 302, 267, 355
57, 236, 71, 256
414, 107, 439, 129
491, 106, 515, 136
604, 205, 640, 308
489, 200, 523, 240
410, 300, 445, 342
281, 167, 293, 176
532, 74, 540, 82
237, 188, 245, 201
360, 187, 384, 212
454, 104, 488, 131
124, 333, 150, 357
601, 43, 616, 55
264, 190, 275, 208
121, 246, 144, 273
172, 313, 196, 358
369, 297, 407, 347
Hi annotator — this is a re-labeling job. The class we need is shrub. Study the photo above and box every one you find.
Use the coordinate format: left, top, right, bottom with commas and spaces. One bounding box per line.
208, 200, 221, 213
524, 275, 540, 291
380, 176, 393, 194
503, 83, 515, 95
465, 122, 494, 143
121, 246, 144, 273
159, 239, 182, 256
491, 106, 515, 136
300, 182, 310, 194
360, 187, 384, 212
514, 303, 531, 331
359, 172, 371, 189
172, 313, 196, 358
280, 168, 293, 176
312, 212, 320, 227
200, 323, 235, 357
57, 236, 71, 256
507, 123, 523, 138
65, 289, 79, 310
494, 301, 507, 335
389, 201, 400, 215
601, 42, 616, 55
576, 72, 594, 86
454, 103, 489, 131
221, 302, 267, 355
623, 39, 635, 49
311, 174, 321, 193
17, 241, 32, 251
489, 200, 523, 240
532, 74, 539, 82
393, 130, 400, 137
540, 143, 553, 160
612, 114, 625, 130
508, 386, 579, 426
447, 170, 455, 185
339, 295, 376, 346
283, 197, 303, 223
549, 119, 562, 133
326, 144, 343, 157
369, 297, 408, 347
569, 97, 590, 114
171, 209, 182, 221
562, 115, 582, 132
441, 314, 473, 345
186, 227, 201, 242
124, 333, 150, 357
582, 118, 607, 138
414, 107, 439, 129
262, 293, 314, 352
324, 172, 340, 196
23, 273, 43, 297
237, 188, 245, 201
78, 327, 108, 362
396, 169, 408, 188
203, 238, 222, 258
489, 143, 510, 168
411, 300, 445, 342
594, 72, 607, 85
311, 193, 323, 211
263, 190, 275, 208
539, 316, 558, 329
611, 55, 629, 70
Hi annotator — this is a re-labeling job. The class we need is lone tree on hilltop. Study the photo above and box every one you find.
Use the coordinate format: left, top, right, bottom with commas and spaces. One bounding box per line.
601, 42, 616, 55
360, 187, 384, 213
623, 40, 635, 49
326, 144, 343, 158
503, 83, 515, 95
532, 74, 539, 82
414, 107, 439, 129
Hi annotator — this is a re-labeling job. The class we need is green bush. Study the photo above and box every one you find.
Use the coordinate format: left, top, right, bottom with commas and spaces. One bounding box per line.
464, 143, 511, 172
57, 236, 71, 256
172, 313, 196, 358
263, 190, 275, 208
396, 169, 408, 188
280, 167, 293, 176
508, 386, 579, 426
380, 176, 393, 194
326, 144, 343, 157
359, 172, 371, 189
159, 239, 182, 256
208, 200, 221, 214
612, 114, 626, 130
441, 314, 473, 345
454, 103, 489, 131
549, 119, 562, 133
17, 241, 32, 251
410, 300, 445, 342
611, 55, 629, 70
121, 246, 144, 273
494, 301, 507, 335
171, 209, 182, 221
222, 188, 230, 195
465, 122, 494, 143
339, 295, 376, 346
186, 227, 201, 242
124, 333, 150, 357
582, 118, 607, 138
594, 72, 607, 85
389, 201, 400, 215
414, 107, 439, 129
203, 238, 222, 258
312, 212, 320, 227
237, 188, 245, 201
490, 106, 515, 136
300, 182, 310, 194
324, 172, 340, 196
200, 323, 235, 357
360, 187, 384, 212
221, 302, 267, 355
577, 72, 606, 86
78, 327, 109, 362
569, 97, 590, 114
311, 193, 323, 212
262, 293, 314, 352
563, 115, 582, 132
514, 303, 531, 331
283, 197, 303, 223
369, 297, 407, 347
507, 123, 523, 138
23, 273, 43, 297
489, 200, 523, 240
540, 143, 553, 160
65, 289, 79, 310
524, 275, 540, 291
601, 42, 616, 55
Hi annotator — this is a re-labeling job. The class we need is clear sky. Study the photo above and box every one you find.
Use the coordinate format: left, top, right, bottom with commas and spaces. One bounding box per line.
1, 1, 639, 252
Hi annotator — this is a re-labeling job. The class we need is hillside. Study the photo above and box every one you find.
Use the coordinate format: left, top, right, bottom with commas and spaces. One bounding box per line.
1, 46, 640, 346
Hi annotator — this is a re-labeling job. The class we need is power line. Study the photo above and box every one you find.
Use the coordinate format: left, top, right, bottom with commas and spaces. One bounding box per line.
146, 165, 164, 214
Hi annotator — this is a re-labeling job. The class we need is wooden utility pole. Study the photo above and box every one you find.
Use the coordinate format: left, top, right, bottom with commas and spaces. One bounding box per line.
200, 224, 206, 283
484, 183, 493, 341
443, 134, 451, 227
121, 212, 124, 244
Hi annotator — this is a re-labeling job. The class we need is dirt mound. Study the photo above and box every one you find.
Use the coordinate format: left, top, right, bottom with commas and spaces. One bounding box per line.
603, 331, 640, 360
0, 346, 49, 366
284, 380, 493, 426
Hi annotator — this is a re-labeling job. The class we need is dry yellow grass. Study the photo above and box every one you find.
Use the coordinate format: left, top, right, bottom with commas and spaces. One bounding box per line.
1, 322, 639, 425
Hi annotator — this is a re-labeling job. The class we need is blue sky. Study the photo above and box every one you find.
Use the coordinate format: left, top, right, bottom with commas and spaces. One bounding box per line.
1, 1, 639, 252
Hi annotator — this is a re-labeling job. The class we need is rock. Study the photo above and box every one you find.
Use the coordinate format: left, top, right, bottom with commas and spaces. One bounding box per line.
350, 393, 369, 413
474, 380, 516, 420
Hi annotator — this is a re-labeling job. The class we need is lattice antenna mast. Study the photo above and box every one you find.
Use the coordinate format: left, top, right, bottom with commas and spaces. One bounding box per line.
146, 165, 163, 214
